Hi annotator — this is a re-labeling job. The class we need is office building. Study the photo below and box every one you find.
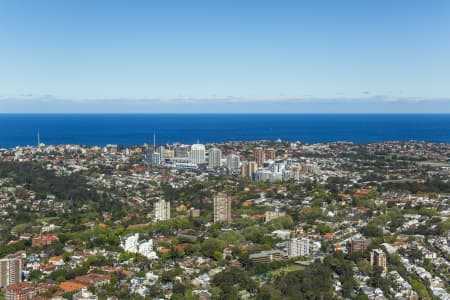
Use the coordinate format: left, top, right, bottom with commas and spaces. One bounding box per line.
190, 144, 206, 164
213, 192, 231, 224
0, 258, 22, 288
208, 148, 222, 168
146, 133, 161, 166
145, 148, 152, 164
253, 147, 265, 166
174, 145, 189, 158
370, 249, 387, 272
154, 199, 170, 221
151, 152, 161, 166
145, 148, 161, 166
226, 154, 240, 171
156, 146, 166, 159
287, 238, 310, 258
164, 148, 174, 159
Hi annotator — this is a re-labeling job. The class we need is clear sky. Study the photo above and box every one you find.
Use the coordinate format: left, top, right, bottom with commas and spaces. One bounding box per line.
1, 0, 449, 112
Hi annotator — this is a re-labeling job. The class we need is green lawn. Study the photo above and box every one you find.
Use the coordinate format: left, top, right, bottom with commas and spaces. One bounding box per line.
270, 264, 304, 276
36, 216, 59, 223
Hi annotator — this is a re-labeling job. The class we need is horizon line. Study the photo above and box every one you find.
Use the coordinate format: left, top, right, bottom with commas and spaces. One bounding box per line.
1, 112, 450, 115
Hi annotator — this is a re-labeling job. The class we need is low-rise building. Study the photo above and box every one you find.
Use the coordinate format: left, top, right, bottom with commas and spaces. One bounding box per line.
249, 250, 288, 263
5, 282, 39, 300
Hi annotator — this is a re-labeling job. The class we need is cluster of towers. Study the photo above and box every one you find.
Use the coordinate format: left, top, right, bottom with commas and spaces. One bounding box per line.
144, 135, 282, 182
144, 134, 241, 171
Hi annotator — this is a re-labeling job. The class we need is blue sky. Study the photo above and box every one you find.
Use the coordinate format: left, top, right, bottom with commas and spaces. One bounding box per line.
0, 0, 449, 112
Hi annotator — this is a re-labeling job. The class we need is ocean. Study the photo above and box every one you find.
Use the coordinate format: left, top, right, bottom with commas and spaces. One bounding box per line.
0, 114, 449, 148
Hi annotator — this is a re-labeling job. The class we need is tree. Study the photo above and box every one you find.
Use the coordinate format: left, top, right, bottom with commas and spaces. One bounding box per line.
172, 282, 186, 295
368, 266, 390, 292
408, 276, 431, 300
200, 238, 226, 259
257, 284, 282, 300
267, 215, 294, 230
298, 207, 323, 223
276, 261, 333, 299
28, 270, 43, 282
212, 267, 256, 298
357, 259, 372, 276
243, 226, 267, 244
316, 223, 332, 235
361, 223, 383, 238
217, 231, 244, 245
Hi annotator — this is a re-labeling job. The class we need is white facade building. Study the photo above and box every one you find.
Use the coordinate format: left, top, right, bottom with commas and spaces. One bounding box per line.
73, 288, 98, 300
208, 148, 222, 168
121, 233, 140, 253
151, 152, 161, 166
154, 199, 170, 221
226, 154, 240, 170
120, 233, 157, 260
287, 238, 310, 258
138, 240, 155, 258
190, 144, 206, 164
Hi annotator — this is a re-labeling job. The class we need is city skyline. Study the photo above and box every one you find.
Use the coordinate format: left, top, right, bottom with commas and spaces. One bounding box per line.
1, 1, 450, 295
1, 1, 449, 113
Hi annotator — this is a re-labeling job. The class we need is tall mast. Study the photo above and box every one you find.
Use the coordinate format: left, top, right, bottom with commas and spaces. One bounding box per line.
153, 132, 156, 152
37, 131, 40, 147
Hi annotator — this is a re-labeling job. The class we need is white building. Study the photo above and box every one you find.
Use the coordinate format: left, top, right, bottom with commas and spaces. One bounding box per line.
138, 240, 155, 259
121, 233, 140, 253
190, 144, 206, 164
151, 152, 161, 166
73, 288, 98, 300
120, 233, 157, 260
271, 230, 291, 240
254, 169, 283, 182
154, 199, 170, 221
287, 238, 310, 258
265, 209, 286, 222
226, 154, 240, 170
144, 271, 159, 285
156, 146, 166, 159
208, 148, 222, 168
